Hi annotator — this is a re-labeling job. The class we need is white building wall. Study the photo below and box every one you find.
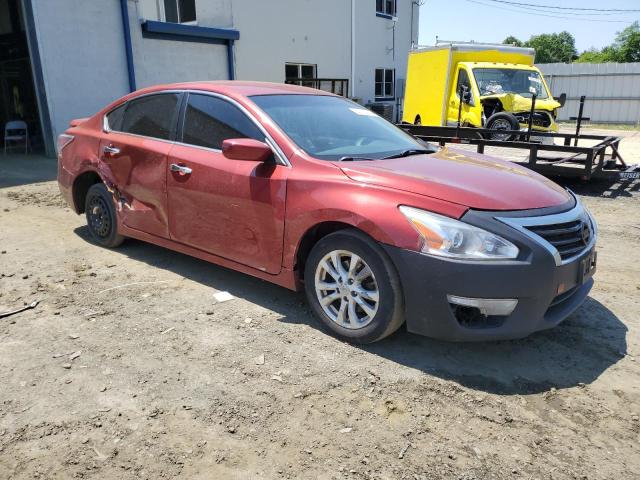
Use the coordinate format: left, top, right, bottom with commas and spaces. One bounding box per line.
352, 0, 419, 108
30, 0, 418, 153
130, 0, 232, 87
233, 0, 419, 115
232, 0, 351, 83
28, 0, 130, 142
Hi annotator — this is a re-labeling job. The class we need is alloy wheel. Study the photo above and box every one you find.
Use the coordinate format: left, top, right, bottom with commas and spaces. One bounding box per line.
314, 250, 379, 329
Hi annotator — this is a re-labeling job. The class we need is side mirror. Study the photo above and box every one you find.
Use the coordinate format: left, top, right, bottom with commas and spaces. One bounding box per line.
461, 86, 472, 104
222, 138, 272, 162
554, 93, 567, 108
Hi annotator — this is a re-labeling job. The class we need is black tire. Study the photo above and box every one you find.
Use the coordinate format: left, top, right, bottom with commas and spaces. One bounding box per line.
304, 229, 404, 344
485, 112, 519, 141
84, 183, 124, 248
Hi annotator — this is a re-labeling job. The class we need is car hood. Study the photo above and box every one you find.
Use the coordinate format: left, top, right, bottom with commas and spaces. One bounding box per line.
339, 147, 571, 211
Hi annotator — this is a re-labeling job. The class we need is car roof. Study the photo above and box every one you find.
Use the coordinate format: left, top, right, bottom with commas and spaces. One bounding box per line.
130, 81, 332, 98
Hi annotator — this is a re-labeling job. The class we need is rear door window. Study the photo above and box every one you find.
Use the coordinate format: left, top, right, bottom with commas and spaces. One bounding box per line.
181, 93, 264, 150
120, 93, 181, 140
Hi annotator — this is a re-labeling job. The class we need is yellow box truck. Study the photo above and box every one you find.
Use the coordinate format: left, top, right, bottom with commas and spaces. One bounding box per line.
402, 42, 564, 140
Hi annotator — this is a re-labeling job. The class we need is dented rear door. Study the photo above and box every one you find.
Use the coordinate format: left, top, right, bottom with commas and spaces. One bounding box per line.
99, 92, 182, 238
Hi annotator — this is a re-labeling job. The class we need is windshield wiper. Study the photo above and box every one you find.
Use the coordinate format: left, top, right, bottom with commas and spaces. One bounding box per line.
381, 148, 434, 160
337, 156, 375, 162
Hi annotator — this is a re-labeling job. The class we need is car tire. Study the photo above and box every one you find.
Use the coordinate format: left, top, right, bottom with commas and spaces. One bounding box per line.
304, 229, 404, 343
485, 112, 519, 141
84, 183, 124, 248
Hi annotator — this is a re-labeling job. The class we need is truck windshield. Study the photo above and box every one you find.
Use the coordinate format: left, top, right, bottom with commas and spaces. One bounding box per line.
473, 68, 548, 99
250, 94, 428, 161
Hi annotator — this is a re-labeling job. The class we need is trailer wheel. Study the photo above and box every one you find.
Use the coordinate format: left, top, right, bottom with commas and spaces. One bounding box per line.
485, 112, 519, 141
414, 115, 422, 126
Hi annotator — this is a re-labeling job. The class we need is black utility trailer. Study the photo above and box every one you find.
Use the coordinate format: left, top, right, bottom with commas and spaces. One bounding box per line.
398, 94, 640, 181
399, 124, 640, 181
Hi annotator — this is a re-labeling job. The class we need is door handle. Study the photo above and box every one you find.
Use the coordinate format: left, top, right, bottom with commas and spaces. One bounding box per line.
103, 145, 120, 156
170, 163, 192, 175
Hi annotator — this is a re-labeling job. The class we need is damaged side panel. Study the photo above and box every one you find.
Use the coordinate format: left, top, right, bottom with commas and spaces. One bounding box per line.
97, 133, 171, 239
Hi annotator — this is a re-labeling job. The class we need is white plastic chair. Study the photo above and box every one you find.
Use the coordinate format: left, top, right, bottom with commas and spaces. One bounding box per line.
4, 120, 29, 154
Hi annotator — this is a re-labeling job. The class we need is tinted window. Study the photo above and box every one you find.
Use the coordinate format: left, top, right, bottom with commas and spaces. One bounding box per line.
106, 104, 126, 131
121, 93, 180, 140
182, 94, 264, 150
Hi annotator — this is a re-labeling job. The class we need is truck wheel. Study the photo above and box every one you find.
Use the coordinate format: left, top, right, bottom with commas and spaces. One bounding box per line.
304, 229, 405, 344
85, 183, 124, 248
414, 115, 422, 126
486, 112, 519, 141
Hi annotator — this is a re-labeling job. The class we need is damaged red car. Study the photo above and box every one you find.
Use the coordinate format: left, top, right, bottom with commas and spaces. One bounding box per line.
57, 81, 596, 343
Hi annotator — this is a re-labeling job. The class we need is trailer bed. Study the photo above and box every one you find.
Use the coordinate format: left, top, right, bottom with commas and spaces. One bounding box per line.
399, 124, 640, 181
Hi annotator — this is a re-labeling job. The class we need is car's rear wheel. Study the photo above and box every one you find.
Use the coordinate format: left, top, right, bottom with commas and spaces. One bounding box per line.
304, 229, 404, 343
85, 183, 124, 248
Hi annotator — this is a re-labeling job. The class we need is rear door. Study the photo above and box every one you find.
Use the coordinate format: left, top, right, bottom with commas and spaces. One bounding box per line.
99, 92, 182, 238
166, 93, 288, 274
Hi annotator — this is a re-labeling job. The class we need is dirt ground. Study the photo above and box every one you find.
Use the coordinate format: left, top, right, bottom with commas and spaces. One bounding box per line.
1, 131, 639, 479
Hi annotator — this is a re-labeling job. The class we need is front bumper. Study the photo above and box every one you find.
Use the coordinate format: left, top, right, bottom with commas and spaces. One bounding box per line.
384, 199, 596, 342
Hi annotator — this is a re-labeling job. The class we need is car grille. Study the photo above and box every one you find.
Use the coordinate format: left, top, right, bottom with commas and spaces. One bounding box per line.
526, 219, 591, 261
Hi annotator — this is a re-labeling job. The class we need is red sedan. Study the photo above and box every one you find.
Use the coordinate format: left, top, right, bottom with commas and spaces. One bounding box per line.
57, 81, 596, 342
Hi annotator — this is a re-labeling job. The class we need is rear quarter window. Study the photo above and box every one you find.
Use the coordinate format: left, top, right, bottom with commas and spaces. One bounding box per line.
106, 104, 126, 131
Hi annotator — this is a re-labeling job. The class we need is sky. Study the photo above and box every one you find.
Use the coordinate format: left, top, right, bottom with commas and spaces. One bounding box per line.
418, 0, 640, 53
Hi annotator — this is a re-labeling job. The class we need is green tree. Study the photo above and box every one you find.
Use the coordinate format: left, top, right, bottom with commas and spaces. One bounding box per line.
501, 31, 578, 63
614, 21, 640, 62
503, 36, 523, 47
576, 46, 620, 63
526, 31, 578, 63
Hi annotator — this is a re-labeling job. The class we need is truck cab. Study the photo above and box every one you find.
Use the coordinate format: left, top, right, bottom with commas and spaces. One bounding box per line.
403, 43, 564, 140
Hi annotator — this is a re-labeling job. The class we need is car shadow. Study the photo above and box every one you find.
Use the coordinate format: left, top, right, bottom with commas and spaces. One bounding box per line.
361, 297, 627, 394
555, 177, 640, 199
74, 226, 627, 396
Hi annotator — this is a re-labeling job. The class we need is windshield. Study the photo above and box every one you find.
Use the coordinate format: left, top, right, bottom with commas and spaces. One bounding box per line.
473, 68, 548, 99
250, 94, 427, 160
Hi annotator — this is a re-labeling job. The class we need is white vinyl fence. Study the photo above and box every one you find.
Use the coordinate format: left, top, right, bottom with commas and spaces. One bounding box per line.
537, 63, 640, 125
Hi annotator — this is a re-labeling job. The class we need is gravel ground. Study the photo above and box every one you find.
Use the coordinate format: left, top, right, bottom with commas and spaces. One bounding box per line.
0, 135, 639, 479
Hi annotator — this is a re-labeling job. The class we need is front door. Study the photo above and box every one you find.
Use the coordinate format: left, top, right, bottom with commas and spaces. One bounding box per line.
447, 67, 475, 127
99, 92, 181, 238
166, 93, 288, 274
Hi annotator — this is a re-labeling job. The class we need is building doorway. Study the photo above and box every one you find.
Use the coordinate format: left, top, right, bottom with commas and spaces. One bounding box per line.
0, 0, 44, 153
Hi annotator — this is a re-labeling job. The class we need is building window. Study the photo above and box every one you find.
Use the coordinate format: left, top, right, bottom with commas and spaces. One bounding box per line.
375, 68, 395, 100
376, 0, 397, 17
162, 0, 196, 24
285, 63, 317, 87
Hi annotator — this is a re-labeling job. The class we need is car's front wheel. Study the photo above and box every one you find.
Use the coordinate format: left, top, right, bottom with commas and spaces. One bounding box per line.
85, 183, 124, 248
304, 229, 404, 343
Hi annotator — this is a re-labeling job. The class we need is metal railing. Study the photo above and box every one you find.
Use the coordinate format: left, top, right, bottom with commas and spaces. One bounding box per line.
284, 78, 349, 97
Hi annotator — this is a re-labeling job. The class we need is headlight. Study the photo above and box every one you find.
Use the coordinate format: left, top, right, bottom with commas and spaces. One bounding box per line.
399, 206, 519, 260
